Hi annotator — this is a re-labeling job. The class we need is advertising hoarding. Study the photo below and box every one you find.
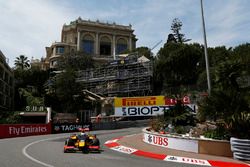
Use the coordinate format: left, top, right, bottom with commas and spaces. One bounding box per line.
0, 123, 51, 139
114, 96, 192, 116
114, 96, 167, 116
52, 123, 92, 133
165, 96, 190, 105
143, 133, 198, 153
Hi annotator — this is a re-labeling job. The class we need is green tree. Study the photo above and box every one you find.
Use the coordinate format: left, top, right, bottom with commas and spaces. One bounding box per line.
231, 43, 250, 74
134, 46, 153, 60
13, 67, 49, 111
58, 50, 94, 70
154, 42, 202, 94
46, 50, 95, 113
171, 18, 191, 43
164, 98, 196, 127
197, 46, 231, 89
167, 34, 177, 43
18, 88, 44, 106
55, 67, 83, 113
14, 55, 30, 70
198, 44, 250, 139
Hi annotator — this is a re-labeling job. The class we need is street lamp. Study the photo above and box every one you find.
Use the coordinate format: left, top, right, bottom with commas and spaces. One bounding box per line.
200, 0, 211, 95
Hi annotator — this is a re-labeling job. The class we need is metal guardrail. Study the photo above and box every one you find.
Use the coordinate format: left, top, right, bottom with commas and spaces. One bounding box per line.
230, 137, 250, 161
92, 120, 150, 130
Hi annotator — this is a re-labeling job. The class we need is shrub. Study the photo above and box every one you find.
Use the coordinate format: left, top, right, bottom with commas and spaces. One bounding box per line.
149, 115, 165, 132
164, 99, 196, 127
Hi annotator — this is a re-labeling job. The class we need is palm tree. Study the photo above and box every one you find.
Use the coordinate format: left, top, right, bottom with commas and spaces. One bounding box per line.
14, 55, 30, 70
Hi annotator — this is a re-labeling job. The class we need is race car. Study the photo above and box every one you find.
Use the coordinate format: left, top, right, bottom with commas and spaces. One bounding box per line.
63, 128, 100, 153
87, 134, 100, 152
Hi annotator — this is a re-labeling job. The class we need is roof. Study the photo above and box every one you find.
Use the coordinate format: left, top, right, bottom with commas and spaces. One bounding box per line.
19, 112, 47, 116
137, 56, 150, 63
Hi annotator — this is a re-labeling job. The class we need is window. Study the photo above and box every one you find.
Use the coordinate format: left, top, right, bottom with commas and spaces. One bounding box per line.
116, 44, 127, 54
0, 80, 3, 93
63, 35, 67, 43
75, 37, 77, 44
0, 66, 3, 79
51, 60, 57, 67
82, 40, 94, 54
4, 72, 8, 82
9, 77, 13, 85
116, 38, 128, 54
0, 95, 4, 105
82, 34, 94, 55
56, 46, 65, 54
100, 36, 111, 55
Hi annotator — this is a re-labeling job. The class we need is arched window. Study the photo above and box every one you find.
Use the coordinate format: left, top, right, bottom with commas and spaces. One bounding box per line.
100, 36, 111, 55
82, 34, 94, 55
116, 38, 128, 54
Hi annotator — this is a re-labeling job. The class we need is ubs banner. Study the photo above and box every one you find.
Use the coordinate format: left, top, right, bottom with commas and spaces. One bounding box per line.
114, 96, 167, 116
0, 124, 51, 139
52, 123, 92, 133
143, 133, 198, 153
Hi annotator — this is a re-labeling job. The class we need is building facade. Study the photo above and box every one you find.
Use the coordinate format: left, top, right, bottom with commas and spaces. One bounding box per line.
44, 18, 152, 98
0, 50, 14, 112
45, 17, 137, 69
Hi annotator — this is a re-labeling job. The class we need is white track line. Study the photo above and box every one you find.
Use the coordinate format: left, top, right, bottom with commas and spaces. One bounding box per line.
22, 136, 65, 167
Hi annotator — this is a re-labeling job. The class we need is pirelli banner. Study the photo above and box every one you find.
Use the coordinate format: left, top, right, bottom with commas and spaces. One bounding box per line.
114, 96, 169, 117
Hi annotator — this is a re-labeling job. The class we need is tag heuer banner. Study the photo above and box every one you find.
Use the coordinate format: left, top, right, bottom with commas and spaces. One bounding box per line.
52, 123, 92, 133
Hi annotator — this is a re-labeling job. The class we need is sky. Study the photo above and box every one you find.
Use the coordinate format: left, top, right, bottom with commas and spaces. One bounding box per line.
0, 0, 250, 67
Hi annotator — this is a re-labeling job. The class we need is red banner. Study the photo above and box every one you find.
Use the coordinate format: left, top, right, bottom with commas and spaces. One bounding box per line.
0, 123, 51, 139
165, 96, 191, 105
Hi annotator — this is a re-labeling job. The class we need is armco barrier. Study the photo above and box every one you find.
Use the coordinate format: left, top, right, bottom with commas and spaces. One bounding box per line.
230, 137, 250, 161
0, 123, 51, 139
92, 119, 150, 130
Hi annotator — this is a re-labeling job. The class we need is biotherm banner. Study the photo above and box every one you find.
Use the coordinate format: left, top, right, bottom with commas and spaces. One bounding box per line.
114, 96, 168, 116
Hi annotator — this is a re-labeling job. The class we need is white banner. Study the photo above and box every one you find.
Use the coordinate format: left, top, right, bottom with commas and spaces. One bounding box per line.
164, 155, 211, 166
115, 106, 168, 116
111, 145, 138, 154
143, 133, 198, 153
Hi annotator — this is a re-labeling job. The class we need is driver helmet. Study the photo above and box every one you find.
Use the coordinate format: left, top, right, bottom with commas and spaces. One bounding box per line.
80, 132, 86, 136
79, 128, 86, 135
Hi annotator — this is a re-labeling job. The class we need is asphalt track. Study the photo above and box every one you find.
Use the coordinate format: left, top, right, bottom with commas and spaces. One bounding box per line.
0, 127, 203, 167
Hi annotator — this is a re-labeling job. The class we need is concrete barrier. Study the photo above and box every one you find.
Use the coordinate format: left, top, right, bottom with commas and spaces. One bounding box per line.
142, 128, 233, 157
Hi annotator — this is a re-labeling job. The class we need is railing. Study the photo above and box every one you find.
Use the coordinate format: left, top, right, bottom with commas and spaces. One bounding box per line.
230, 137, 250, 161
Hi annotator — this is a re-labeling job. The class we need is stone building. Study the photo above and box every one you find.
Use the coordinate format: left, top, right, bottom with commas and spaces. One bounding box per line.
0, 50, 14, 112
43, 18, 152, 98
45, 17, 137, 69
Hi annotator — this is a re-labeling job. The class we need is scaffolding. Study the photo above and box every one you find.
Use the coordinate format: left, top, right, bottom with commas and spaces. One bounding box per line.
76, 54, 153, 97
